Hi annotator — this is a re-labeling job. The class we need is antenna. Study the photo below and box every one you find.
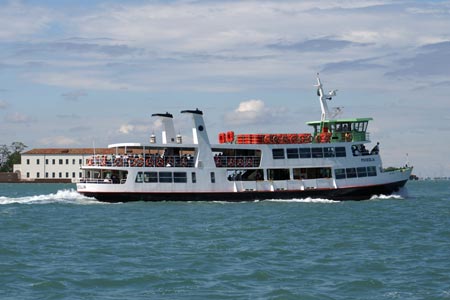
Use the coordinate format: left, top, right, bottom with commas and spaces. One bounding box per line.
314, 74, 337, 121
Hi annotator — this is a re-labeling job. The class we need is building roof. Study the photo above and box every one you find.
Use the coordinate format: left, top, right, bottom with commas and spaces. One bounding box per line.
23, 148, 112, 155
23, 148, 155, 155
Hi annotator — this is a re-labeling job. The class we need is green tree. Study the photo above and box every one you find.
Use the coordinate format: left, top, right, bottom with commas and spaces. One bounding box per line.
0, 142, 27, 172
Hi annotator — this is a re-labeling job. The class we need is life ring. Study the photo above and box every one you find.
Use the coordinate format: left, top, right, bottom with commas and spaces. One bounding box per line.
245, 157, 253, 167
114, 158, 123, 167
180, 157, 188, 167
302, 135, 312, 143
236, 157, 244, 167
166, 157, 174, 167
227, 157, 235, 167
156, 157, 164, 167
214, 156, 221, 167
271, 135, 278, 144
136, 158, 144, 167
145, 158, 154, 167
129, 158, 137, 167
264, 134, 271, 144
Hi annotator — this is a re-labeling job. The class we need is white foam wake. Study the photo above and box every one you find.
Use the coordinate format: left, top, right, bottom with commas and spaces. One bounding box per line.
0, 189, 101, 205
267, 198, 339, 203
369, 194, 404, 200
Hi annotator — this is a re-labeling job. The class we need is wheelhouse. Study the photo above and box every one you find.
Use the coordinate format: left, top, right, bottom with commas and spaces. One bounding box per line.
307, 118, 373, 143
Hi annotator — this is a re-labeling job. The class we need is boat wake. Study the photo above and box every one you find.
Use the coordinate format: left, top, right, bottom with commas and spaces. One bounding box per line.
0, 189, 101, 205
370, 194, 404, 200
267, 198, 339, 203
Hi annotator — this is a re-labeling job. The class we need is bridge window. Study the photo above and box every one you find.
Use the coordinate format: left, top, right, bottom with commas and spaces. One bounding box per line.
272, 149, 285, 159
312, 147, 324, 158
323, 147, 335, 157
335, 147, 346, 157
286, 148, 299, 159
299, 148, 311, 158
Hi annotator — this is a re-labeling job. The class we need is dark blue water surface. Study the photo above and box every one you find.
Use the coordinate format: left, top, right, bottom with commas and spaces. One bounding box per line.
1, 181, 449, 299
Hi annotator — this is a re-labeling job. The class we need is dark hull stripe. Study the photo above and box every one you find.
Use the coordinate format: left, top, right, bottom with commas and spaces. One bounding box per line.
79, 180, 408, 202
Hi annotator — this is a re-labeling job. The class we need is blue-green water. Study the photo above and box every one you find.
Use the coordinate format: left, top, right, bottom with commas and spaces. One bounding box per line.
1, 181, 449, 299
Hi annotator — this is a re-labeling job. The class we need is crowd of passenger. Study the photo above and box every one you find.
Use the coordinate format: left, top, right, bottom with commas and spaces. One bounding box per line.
87, 153, 195, 168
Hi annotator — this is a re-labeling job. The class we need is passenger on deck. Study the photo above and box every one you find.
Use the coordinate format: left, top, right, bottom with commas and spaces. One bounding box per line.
361, 144, 369, 155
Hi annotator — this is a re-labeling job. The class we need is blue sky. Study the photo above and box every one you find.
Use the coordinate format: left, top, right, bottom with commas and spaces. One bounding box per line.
0, 0, 449, 177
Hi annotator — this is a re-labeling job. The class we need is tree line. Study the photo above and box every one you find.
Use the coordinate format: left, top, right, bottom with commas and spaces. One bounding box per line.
0, 142, 27, 172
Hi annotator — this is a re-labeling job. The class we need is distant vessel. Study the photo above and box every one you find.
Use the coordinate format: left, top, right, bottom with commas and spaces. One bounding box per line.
76, 76, 412, 202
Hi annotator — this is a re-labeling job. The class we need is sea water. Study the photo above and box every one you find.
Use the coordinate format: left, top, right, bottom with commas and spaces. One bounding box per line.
0, 181, 449, 300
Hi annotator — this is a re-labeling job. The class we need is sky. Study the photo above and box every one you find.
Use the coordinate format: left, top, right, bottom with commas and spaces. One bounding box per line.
0, 0, 449, 177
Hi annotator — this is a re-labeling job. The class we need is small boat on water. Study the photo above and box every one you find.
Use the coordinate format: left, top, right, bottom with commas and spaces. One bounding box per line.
76, 76, 412, 202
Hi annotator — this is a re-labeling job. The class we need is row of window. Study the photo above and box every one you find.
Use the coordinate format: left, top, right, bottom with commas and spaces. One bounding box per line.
26, 158, 83, 165
135, 171, 217, 184
226, 168, 333, 181
26, 172, 83, 179
335, 166, 377, 179
136, 171, 191, 183
273, 146, 346, 160
133, 166, 377, 184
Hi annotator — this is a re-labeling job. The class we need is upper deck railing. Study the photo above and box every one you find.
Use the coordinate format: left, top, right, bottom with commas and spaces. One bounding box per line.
85, 154, 262, 168
86, 154, 196, 168
214, 155, 261, 168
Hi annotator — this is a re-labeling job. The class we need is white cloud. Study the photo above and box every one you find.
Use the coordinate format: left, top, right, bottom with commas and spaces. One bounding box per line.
119, 124, 134, 134
225, 99, 287, 126
236, 99, 265, 113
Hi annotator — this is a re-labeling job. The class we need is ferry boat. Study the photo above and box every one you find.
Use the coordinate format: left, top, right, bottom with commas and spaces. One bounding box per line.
76, 76, 412, 202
